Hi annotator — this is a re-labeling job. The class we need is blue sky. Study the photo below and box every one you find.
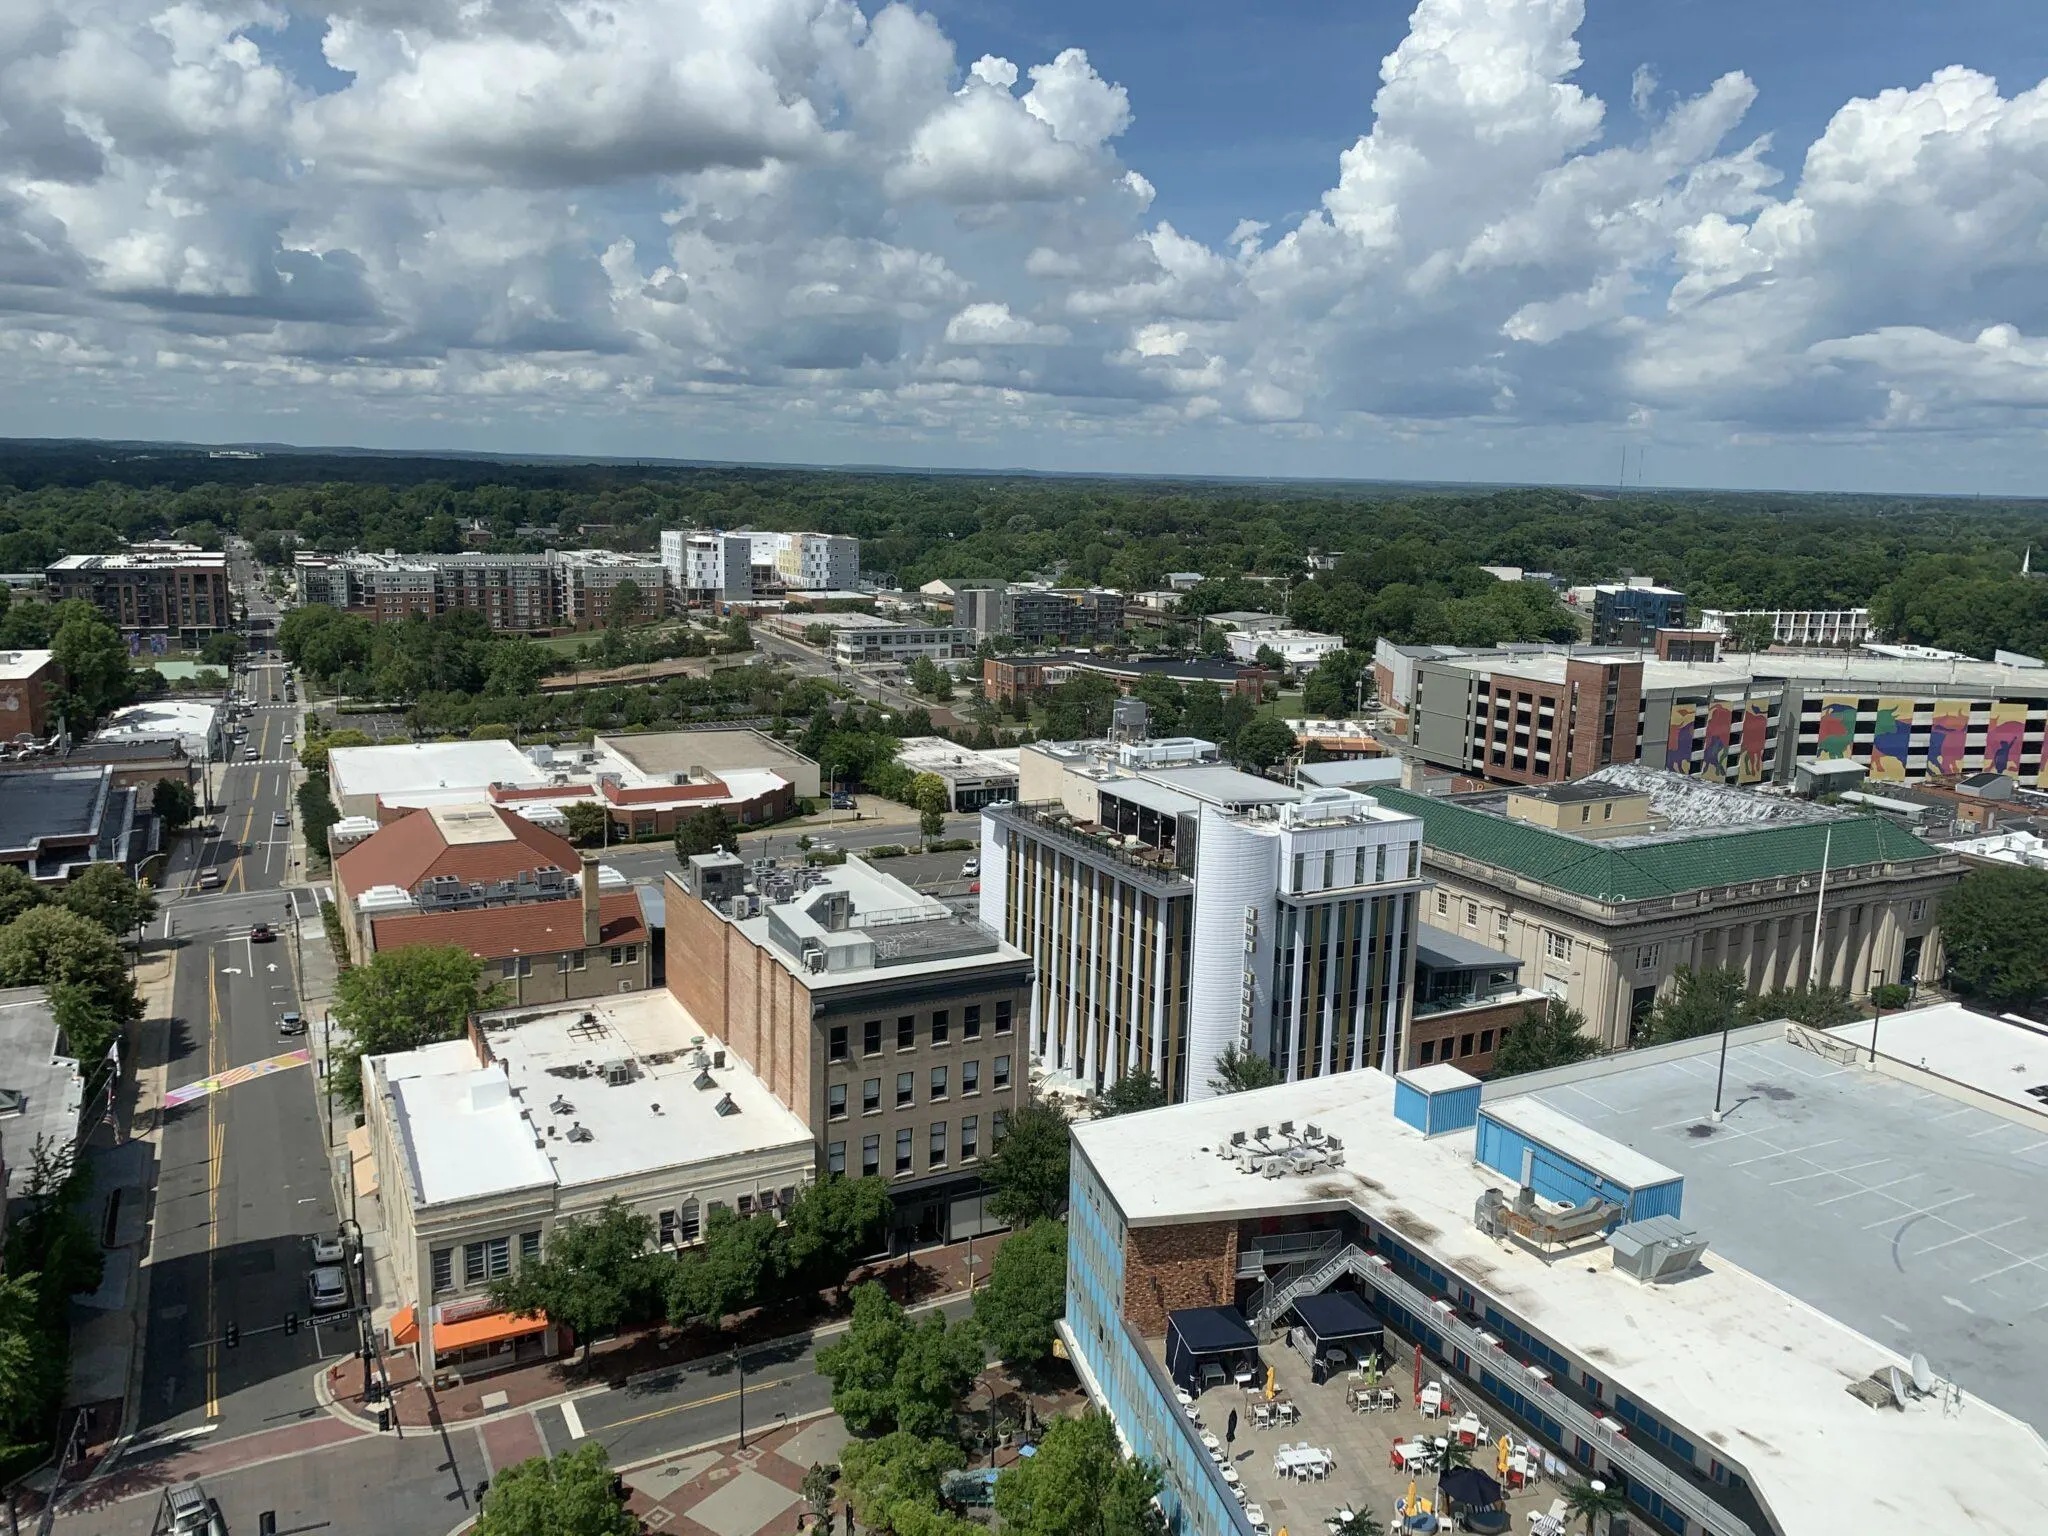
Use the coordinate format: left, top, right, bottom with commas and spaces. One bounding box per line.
8, 0, 2048, 493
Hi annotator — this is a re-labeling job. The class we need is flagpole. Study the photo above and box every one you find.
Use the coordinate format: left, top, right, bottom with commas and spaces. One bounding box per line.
1807, 826, 1832, 988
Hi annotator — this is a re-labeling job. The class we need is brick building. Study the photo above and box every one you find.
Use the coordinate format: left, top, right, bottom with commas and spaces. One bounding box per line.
46, 548, 229, 643
0, 650, 59, 738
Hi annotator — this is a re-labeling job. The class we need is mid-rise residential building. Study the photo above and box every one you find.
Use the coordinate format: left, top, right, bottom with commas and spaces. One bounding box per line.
292, 550, 669, 632
1700, 607, 1873, 649
980, 733, 1425, 1103
333, 804, 652, 998
1009, 587, 1125, 647
361, 991, 814, 1377
47, 547, 229, 642
1374, 767, 1959, 1046
894, 738, 1020, 811
1398, 644, 2048, 790
1061, 1022, 2048, 1536
0, 650, 59, 739
661, 530, 755, 602
1589, 582, 1686, 645
1224, 629, 1345, 668
666, 854, 1032, 1247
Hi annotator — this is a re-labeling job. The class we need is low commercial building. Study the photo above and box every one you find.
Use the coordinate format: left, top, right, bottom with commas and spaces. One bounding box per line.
47, 546, 229, 642
93, 697, 225, 762
1375, 767, 1959, 1046
1204, 611, 1285, 635
1700, 607, 1873, 648
667, 853, 1031, 1247
0, 765, 148, 885
1284, 720, 1386, 761
1062, 1032, 2048, 1536
826, 617, 969, 665
1225, 629, 1345, 668
0, 736, 199, 796
595, 728, 821, 800
0, 650, 59, 739
983, 654, 1269, 707
982, 734, 1425, 1102
1407, 925, 1545, 1076
894, 737, 1020, 811
329, 740, 549, 820
362, 991, 814, 1377
0, 987, 90, 1226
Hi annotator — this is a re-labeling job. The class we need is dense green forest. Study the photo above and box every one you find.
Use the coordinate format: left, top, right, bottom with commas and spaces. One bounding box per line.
4, 440, 2046, 656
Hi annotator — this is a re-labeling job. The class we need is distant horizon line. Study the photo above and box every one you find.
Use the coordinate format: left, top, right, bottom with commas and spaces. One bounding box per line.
5, 433, 2047, 506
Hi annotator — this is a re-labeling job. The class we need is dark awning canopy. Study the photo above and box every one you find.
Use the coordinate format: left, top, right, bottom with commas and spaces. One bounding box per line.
1165, 1306, 1259, 1389
1290, 1289, 1384, 1346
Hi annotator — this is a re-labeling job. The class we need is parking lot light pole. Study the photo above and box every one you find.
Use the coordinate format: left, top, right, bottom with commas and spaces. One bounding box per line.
1869, 968, 1887, 1066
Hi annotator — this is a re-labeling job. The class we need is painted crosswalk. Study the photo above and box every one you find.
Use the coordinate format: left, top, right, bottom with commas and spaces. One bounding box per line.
163, 1047, 312, 1108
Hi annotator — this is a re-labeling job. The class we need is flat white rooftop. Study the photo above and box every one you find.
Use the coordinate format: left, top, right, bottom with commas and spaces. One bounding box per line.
1437, 650, 2045, 696
0, 649, 52, 681
330, 739, 546, 801
895, 737, 1021, 781
1825, 1001, 2048, 1118
1073, 1067, 2048, 1536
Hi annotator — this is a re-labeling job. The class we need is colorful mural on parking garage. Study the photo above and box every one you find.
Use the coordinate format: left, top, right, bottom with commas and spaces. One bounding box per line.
1664, 702, 1696, 772
1669, 699, 1772, 782
1867, 699, 1915, 782
1814, 698, 1861, 761
1927, 700, 1972, 779
1738, 701, 1770, 783
1987, 701, 2028, 777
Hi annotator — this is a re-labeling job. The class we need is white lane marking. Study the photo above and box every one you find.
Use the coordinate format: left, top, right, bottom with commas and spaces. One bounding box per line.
1860, 1194, 1974, 1231
1944, 1296, 1977, 1315
1769, 1158, 1889, 1187
1910, 1216, 2026, 1258
561, 1398, 586, 1440
1815, 1173, 1922, 1206
1970, 1252, 2048, 1286
1880, 1314, 1910, 1333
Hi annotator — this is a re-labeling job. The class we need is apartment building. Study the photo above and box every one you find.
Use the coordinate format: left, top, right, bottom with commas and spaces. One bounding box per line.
1699, 607, 1873, 648
660, 530, 755, 602
47, 547, 229, 642
1588, 582, 1686, 645
979, 733, 1426, 1103
361, 991, 813, 1376
1373, 770, 1959, 1046
666, 853, 1032, 1248
293, 550, 668, 632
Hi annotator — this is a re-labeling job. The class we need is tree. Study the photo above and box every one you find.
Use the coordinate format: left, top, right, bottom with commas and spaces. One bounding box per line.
489, 1199, 660, 1361
60, 863, 157, 938
994, 1411, 1165, 1536
666, 1203, 780, 1327
152, 776, 197, 832
1302, 649, 1366, 717
724, 614, 753, 650
1413, 1435, 1472, 1506
1742, 983, 1859, 1028
973, 1219, 1066, 1367
1328, 1515, 1384, 1536
1492, 1001, 1601, 1077
199, 632, 247, 668
1562, 1479, 1626, 1536
0, 866, 48, 927
1094, 1068, 1167, 1117
50, 602, 133, 726
1230, 716, 1295, 773
297, 774, 342, 860
561, 801, 608, 845
911, 773, 949, 844
1639, 966, 1747, 1046
779, 1174, 893, 1289
1252, 642, 1284, 671
984, 1098, 1070, 1226
674, 805, 738, 859
1207, 1044, 1280, 1095
1724, 614, 1776, 653
892, 1308, 986, 1437
817, 1282, 913, 1433
0, 1271, 42, 1429
0, 905, 137, 1059
299, 727, 372, 773
475, 1443, 636, 1536
1941, 866, 2048, 1010
331, 945, 501, 1108
606, 578, 644, 631
839, 1431, 966, 1534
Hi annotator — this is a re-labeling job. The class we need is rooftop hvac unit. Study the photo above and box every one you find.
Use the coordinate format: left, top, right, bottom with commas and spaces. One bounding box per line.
566, 1123, 595, 1143
603, 1059, 635, 1086
1607, 1215, 1708, 1282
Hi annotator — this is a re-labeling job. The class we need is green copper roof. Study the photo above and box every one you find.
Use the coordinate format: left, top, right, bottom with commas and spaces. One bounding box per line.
1371, 786, 1942, 904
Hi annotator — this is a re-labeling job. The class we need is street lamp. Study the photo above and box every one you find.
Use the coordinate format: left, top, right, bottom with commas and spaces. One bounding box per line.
1868, 967, 1887, 1066
732, 1346, 748, 1449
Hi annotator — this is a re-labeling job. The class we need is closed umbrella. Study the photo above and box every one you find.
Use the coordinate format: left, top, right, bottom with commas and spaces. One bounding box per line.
1496, 1436, 1512, 1479
1264, 1366, 1276, 1402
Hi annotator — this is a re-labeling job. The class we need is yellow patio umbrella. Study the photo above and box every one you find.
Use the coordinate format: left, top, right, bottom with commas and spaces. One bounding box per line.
1404, 1479, 1417, 1514
1264, 1365, 1276, 1401
1496, 1434, 1512, 1479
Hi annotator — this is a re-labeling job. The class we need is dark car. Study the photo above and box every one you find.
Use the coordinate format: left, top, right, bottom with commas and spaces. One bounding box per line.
249, 922, 276, 943
278, 1011, 305, 1036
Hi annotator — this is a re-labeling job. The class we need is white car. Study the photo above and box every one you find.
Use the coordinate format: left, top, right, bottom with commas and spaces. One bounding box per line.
307, 1265, 349, 1313
309, 1233, 345, 1265
962, 858, 980, 877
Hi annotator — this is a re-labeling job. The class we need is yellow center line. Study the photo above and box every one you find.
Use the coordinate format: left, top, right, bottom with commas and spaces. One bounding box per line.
206, 954, 222, 1419
228, 714, 265, 893
599, 1373, 792, 1432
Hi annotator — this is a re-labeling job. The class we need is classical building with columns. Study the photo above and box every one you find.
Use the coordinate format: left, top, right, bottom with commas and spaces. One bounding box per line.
1370, 770, 1961, 1048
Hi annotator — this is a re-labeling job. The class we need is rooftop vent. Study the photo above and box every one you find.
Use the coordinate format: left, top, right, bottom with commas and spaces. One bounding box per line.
566, 1122, 594, 1143
650, 1102, 662, 1116
714, 1093, 739, 1117
694, 1071, 718, 1091
549, 1096, 574, 1116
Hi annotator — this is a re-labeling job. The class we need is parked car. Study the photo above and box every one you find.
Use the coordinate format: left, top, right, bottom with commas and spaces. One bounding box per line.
249, 922, 275, 943
242, 747, 258, 760
307, 1266, 349, 1313
278, 1011, 305, 1036
831, 794, 857, 810
273, 811, 289, 826
962, 858, 980, 877
197, 868, 223, 891
309, 1233, 345, 1265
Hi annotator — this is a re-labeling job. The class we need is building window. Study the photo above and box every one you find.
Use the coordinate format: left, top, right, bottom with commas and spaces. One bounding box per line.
1292, 852, 1306, 890
962, 1060, 979, 1095
929, 1122, 948, 1168
830, 1024, 849, 1061
895, 1128, 913, 1174
1323, 849, 1336, 889
964, 1005, 982, 1040
1637, 943, 1661, 970
930, 1065, 948, 1100
1459, 1033, 1475, 1058
862, 1135, 880, 1176
993, 1054, 1011, 1089
678, 1200, 700, 1244
660, 1209, 679, 1245
1545, 931, 1573, 963
1376, 845, 1388, 883
863, 1077, 881, 1114
503, 956, 531, 979
930, 1010, 950, 1046
431, 1248, 454, 1293
1496, 910, 1509, 938
1436, 891, 1449, 918
897, 1071, 914, 1108
1910, 899, 1927, 923
863, 1019, 882, 1055
828, 1083, 848, 1120
464, 1237, 510, 1285
828, 1141, 846, 1176
898, 1015, 916, 1051
961, 1115, 979, 1160
1419, 1040, 1436, 1065
1465, 901, 1478, 927
996, 1000, 1013, 1035
1410, 844, 1421, 878
738, 1194, 755, 1215
1480, 1029, 1494, 1053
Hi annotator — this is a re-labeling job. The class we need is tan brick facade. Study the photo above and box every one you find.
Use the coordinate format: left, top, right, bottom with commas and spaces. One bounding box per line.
666, 888, 818, 1126
1123, 1221, 1238, 1337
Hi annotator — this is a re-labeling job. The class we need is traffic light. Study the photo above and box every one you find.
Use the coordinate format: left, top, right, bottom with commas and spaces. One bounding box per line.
225, 1321, 240, 1349
475, 1480, 490, 1505
285, 1311, 299, 1336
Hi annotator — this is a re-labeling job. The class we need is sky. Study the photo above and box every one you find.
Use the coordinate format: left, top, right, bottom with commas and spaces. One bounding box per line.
7, 0, 2048, 494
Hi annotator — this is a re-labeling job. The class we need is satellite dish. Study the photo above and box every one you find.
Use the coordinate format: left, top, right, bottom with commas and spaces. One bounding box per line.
1886, 1366, 1908, 1409
1911, 1354, 1934, 1395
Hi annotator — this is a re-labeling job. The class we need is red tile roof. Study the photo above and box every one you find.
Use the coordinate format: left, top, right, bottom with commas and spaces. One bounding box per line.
337, 805, 580, 894
369, 890, 647, 960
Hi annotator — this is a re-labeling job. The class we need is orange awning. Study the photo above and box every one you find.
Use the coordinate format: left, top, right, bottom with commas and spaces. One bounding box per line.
432, 1309, 550, 1352
389, 1305, 419, 1346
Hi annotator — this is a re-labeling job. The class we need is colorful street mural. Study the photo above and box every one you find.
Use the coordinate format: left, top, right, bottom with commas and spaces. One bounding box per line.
1927, 700, 1972, 779
1738, 700, 1770, 784
1815, 698, 1860, 760
1987, 701, 2027, 777
1665, 702, 1697, 772
1868, 698, 1914, 782
1701, 703, 1734, 782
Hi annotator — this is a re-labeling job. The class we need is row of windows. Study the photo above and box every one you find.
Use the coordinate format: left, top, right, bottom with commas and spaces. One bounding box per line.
431, 1229, 542, 1292
826, 1057, 1010, 1118
826, 1111, 1004, 1176
1416, 1026, 1497, 1065
1288, 841, 1416, 894
499, 944, 638, 980
827, 1001, 1013, 1061
1613, 1392, 1696, 1463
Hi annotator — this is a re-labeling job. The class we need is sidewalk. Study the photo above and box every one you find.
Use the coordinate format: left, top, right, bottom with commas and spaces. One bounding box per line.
322, 1230, 1010, 1432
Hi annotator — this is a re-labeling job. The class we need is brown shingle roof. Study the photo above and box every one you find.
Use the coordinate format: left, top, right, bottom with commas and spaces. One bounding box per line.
368, 889, 646, 960
337, 804, 579, 894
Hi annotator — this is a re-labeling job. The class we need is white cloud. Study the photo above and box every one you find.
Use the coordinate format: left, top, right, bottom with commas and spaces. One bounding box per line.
4, 0, 2048, 482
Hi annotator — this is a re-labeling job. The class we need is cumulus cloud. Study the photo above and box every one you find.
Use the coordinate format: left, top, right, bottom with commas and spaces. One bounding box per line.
3, 0, 2048, 474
